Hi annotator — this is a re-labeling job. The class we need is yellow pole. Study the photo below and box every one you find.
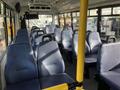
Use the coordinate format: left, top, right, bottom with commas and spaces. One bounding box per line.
76, 0, 88, 89
43, 83, 68, 90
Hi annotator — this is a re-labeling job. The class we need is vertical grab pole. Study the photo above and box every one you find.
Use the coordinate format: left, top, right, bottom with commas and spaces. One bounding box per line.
76, 0, 88, 90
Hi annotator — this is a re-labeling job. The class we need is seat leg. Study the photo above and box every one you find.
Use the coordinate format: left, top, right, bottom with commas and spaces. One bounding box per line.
84, 63, 90, 79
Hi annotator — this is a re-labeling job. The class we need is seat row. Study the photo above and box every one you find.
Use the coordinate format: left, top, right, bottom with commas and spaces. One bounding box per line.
2, 28, 74, 90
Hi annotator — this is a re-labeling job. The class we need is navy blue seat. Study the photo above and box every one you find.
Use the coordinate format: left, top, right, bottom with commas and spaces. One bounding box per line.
5, 44, 38, 84
17, 29, 28, 37
6, 79, 40, 90
15, 36, 29, 44
99, 42, 120, 90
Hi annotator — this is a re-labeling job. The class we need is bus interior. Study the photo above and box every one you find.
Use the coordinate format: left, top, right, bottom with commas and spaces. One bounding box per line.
0, 0, 120, 90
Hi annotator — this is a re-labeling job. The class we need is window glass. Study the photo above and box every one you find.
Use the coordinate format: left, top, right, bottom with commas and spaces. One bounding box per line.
77, 12, 80, 17
0, 2, 4, 15
101, 16, 120, 43
87, 10, 90, 16
59, 14, 64, 28
72, 12, 76, 17
113, 7, 120, 14
90, 9, 98, 16
0, 16, 6, 58
87, 17, 97, 31
7, 17, 11, 44
26, 15, 53, 30
65, 13, 71, 26
55, 15, 58, 25
64, 13, 67, 17
102, 8, 112, 15
72, 12, 79, 30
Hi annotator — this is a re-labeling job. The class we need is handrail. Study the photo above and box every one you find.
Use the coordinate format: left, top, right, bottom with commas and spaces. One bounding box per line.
76, 0, 88, 90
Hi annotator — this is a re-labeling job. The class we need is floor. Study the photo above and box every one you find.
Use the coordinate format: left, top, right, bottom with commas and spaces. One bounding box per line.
62, 51, 98, 90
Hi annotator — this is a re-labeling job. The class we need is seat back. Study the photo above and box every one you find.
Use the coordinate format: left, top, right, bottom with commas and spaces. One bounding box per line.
99, 42, 120, 73
15, 36, 29, 44
87, 31, 102, 54
62, 28, 73, 51
73, 32, 90, 55
37, 41, 65, 77
54, 28, 62, 43
46, 25, 55, 34
5, 44, 38, 84
17, 29, 28, 37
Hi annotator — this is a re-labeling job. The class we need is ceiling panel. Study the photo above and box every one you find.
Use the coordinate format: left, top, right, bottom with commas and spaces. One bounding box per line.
3, 0, 120, 13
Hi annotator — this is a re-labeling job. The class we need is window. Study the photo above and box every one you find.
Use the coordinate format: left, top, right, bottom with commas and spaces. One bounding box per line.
0, 16, 6, 57
7, 17, 11, 44
65, 13, 71, 26
87, 10, 90, 16
101, 16, 120, 43
87, 17, 97, 31
102, 8, 112, 15
113, 7, 120, 14
90, 9, 98, 16
77, 12, 80, 17
72, 12, 77, 17
26, 15, 53, 29
72, 12, 79, 30
55, 15, 58, 25
0, 2, 4, 15
64, 13, 67, 17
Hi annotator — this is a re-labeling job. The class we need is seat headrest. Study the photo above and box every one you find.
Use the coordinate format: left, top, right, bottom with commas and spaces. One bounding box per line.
42, 34, 55, 43
46, 25, 55, 34
87, 31, 102, 53
54, 28, 62, 43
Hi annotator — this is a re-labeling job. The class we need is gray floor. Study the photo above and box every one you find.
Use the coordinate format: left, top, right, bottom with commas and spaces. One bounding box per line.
63, 52, 98, 90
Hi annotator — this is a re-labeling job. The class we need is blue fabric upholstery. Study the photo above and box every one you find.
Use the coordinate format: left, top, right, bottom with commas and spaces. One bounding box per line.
17, 29, 28, 37
15, 36, 29, 44
99, 42, 120, 90
5, 44, 38, 84
87, 31, 102, 54
101, 71, 120, 90
73, 32, 90, 55
37, 41, 65, 77
40, 73, 74, 89
45, 25, 55, 34
54, 28, 62, 43
62, 28, 73, 51
6, 79, 40, 90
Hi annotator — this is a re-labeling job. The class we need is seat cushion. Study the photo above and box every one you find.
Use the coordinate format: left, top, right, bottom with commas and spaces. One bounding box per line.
40, 73, 74, 89
85, 54, 97, 63
101, 71, 120, 90
6, 79, 40, 90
